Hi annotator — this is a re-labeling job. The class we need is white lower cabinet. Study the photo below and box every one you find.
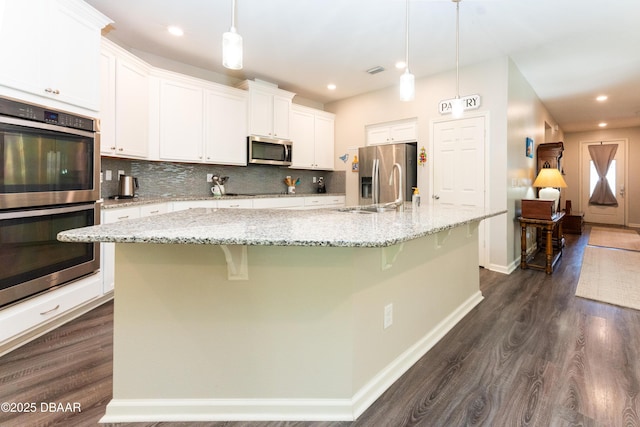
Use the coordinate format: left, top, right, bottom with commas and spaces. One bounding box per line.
301, 195, 346, 209
101, 207, 141, 295
0, 273, 102, 351
217, 199, 253, 209
101, 203, 166, 295
171, 200, 218, 211
252, 197, 305, 209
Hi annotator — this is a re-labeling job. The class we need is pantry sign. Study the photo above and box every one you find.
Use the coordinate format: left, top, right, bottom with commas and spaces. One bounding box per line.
438, 94, 481, 115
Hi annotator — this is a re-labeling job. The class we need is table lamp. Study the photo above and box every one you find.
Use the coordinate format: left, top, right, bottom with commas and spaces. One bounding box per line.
533, 168, 567, 213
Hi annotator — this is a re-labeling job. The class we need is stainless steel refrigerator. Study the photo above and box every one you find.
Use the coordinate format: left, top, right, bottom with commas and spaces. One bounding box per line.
358, 142, 417, 206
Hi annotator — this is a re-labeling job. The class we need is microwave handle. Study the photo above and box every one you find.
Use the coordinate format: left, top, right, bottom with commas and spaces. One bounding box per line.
284, 143, 289, 161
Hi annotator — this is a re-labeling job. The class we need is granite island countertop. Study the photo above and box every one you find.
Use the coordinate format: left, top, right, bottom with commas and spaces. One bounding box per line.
59, 204, 506, 248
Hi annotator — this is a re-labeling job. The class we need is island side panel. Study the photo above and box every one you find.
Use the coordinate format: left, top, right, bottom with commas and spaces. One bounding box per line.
111, 243, 357, 400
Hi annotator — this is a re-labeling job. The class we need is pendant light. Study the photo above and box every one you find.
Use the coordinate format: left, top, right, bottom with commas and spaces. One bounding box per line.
399, 0, 415, 101
222, 0, 243, 70
451, 0, 463, 118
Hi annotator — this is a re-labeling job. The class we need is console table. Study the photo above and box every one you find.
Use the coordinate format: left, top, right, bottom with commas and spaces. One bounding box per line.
519, 212, 565, 274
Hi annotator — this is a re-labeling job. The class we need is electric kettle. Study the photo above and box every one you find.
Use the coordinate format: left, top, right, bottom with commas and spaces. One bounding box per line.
118, 175, 138, 198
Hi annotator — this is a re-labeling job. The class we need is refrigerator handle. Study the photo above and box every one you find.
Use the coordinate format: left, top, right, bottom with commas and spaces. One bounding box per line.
372, 159, 379, 205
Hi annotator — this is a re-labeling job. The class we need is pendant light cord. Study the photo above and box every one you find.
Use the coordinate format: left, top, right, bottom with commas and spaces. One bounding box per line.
231, 0, 237, 30
405, 0, 410, 69
455, 0, 460, 98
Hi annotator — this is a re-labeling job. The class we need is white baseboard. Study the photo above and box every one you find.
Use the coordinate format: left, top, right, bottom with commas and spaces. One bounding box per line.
350, 290, 484, 418
100, 291, 484, 423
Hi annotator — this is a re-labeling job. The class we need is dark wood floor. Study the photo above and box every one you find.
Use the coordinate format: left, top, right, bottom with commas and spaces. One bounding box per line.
2, 225, 639, 427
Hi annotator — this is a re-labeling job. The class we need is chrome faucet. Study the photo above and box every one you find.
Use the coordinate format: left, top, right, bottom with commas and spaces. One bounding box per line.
384, 162, 404, 212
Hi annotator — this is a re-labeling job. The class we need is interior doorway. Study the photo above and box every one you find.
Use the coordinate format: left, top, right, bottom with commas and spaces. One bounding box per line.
432, 115, 487, 266
580, 139, 627, 225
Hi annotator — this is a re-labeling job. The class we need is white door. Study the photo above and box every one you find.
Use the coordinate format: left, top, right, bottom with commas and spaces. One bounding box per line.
580, 139, 627, 225
433, 116, 486, 265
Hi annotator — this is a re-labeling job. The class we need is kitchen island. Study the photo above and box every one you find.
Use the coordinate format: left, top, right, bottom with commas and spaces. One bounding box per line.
58, 204, 505, 423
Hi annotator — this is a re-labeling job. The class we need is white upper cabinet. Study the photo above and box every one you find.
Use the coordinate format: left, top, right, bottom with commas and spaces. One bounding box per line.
151, 69, 248, 165
290, 105, 335, 170
100, 39, 150, 158
0, 0, 111, 112
366, 118, 418, 145
157, 77, 204, 162
239, 80, 295, 140
204, 88, 248, 165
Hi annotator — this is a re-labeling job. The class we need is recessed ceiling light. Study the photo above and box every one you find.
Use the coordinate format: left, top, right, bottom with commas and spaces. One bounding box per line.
598, 122, 608, 127
596, 95, 608, 102
167, 25, 184, 37
395, 61, 406, 69
327, 84, 336, 91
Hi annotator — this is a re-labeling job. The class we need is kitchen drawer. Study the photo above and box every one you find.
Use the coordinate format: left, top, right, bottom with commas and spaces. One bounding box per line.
252, 197, 305, 209
140, 203, 168, 217
217, 199, 253, 209
0, 274, 101, 343
304, 195, 345, 208
103, 206, 141, 223
171, 200, 218, 211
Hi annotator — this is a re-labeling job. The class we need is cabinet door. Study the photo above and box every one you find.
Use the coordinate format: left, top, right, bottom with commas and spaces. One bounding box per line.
45, 1, 102, 110
0, 0, 42, 95
390, 122, 417, 143
367, 126, 391, 145
204, 89, 247, 165
158, 79, 204, 162
314, 115, 335, 170
248, 89, 274, 137
115, 59, 149, 158
272, 95, 291, 139
99, 47, 117, 155
290, 109, 315, 168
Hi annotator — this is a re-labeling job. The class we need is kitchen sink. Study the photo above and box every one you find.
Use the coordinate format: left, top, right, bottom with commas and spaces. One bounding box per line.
338, 205, 397, 214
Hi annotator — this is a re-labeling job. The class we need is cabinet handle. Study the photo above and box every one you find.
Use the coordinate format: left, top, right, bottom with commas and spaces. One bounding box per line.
118, 148, 124, 151
40, 304, 60, 315
229, 204, 240, 208
117, 215, 130, 220
110, 146, 116, 150
149, 210, 160, 214
44, 88, 60, 95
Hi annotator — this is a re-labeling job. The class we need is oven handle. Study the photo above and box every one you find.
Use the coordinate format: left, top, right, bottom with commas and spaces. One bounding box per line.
0, 203, 97, 220
0, 115, 95, 138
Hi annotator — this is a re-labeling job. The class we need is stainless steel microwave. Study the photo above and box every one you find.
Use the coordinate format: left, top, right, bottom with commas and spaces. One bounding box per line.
248, 135, 292, 166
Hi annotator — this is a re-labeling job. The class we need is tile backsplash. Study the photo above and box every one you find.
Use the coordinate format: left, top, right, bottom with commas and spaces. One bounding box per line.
101, 157, 345, 198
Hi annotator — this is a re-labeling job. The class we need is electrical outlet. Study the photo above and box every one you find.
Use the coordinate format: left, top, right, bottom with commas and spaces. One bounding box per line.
313, 176, 317, 183
383, 303, 393, 329
118, 170, 125, 178
207, 173, 214, 182
105, 170, 112, 181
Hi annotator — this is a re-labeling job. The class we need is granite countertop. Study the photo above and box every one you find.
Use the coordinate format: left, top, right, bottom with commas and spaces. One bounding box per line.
59, 204, 506, 248
101, 193, 345, 209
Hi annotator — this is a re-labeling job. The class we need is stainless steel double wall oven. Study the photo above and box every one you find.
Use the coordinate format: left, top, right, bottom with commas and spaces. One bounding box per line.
0, 96, 100, 308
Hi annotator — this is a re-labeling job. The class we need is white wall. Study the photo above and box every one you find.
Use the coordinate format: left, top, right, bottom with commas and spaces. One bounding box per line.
326, 57, 563, 273
326, 57, 511, 270
506, 59, 564, 269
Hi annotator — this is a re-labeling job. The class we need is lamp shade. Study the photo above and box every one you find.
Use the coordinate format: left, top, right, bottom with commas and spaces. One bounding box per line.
533, 168, 567, 188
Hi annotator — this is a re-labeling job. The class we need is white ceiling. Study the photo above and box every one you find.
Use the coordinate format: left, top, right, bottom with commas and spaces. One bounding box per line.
86, 0, 640, 132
